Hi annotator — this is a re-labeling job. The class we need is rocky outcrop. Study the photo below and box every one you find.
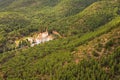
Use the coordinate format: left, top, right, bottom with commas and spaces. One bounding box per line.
31, 31, 54, 47
16, 31, 54, 47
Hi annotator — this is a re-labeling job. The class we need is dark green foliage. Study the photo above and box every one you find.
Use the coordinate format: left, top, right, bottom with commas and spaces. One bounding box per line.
92, 51, 99, 57
0, 16, 119, 79
18, 40, 30, 48
53, 47, 120, 80
0, 0, 103, 53
105, 39, 114, 49
0, 0, 120, 80
0, 0, 119, 53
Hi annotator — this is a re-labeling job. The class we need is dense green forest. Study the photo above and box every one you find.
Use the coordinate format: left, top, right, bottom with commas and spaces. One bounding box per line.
0, 0, 120, 80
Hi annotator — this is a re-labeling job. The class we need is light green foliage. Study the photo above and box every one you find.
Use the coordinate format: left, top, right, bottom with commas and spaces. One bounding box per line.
53, 47, 120, 80
0, 16, 119, 79
0, 0, 120, 80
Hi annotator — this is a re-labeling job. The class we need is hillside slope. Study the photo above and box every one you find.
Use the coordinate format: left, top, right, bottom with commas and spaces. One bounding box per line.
0, 0, 120, 80
0, 0, 119, 53
0, 16, 119, 80
0, 0, 100, 53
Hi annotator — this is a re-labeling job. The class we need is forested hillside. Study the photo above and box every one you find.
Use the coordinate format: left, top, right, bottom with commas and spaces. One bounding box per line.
0, 0, 120, 80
